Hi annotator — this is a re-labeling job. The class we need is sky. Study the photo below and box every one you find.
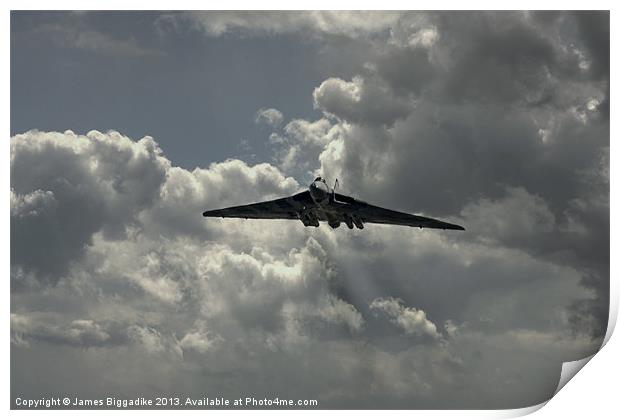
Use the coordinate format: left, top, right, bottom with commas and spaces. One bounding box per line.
10, 11, 609, 409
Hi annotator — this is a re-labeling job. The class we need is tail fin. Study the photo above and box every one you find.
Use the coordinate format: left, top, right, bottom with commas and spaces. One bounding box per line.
331, 179, 339, 203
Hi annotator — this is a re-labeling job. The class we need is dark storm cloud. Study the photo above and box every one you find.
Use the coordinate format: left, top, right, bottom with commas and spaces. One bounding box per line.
572, 11, 610, 82
572, 11, 610, 120
11, 11, 608, 410
432, 12, 559, 105
313, 75, 413, 126
310, 11, 608, 339
374, 47, 436, 96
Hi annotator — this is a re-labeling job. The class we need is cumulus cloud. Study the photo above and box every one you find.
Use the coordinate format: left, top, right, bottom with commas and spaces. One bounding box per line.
10, 129, 304, 283
313, 75, 412, 126
10, 129, 602, 408
270, 118, 343, 177
370, 297, 440, 339
10, 189, 57, 218
179, 327, 220, 354
259, 12, 609, 347
10, 130, 169, 280
11, 314, 114, 348
254, 107, 284, 128
294, 15, 608, 345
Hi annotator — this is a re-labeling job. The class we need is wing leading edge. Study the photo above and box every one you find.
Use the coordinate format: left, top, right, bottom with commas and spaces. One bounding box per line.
334, 193, 465, 230
202, 191, 313, 220
356, 204, 464, 230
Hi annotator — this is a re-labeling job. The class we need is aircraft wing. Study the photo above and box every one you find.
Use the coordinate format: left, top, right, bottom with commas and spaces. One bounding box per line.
202, 191, 314, 220
335, 194, 465, 230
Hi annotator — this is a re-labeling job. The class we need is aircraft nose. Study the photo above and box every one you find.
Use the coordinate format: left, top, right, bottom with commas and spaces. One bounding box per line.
310, 181, 329, 202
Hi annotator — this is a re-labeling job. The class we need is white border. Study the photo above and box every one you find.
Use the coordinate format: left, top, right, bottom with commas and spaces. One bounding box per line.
4, 2, 617, 419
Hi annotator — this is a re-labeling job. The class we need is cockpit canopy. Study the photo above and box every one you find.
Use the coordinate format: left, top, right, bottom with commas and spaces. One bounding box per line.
314, 176, 326, 183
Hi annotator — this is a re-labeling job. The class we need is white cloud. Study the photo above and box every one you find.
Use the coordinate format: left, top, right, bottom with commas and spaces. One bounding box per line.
406, 27, 439, 48
10, 130, 170, 277
10, 190, 56, 218
255, 108, 284, 128
317, 295, 365, 333
271, 118, 342, 176
166, 11, 403, 38
11, 130, 303, 278
179, 328, 220, 354
11, 313, 113, 348
130, 252, 184, 304
370, 297, 440, 339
